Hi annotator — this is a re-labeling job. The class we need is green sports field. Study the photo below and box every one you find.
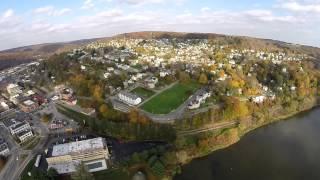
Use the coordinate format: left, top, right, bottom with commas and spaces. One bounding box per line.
141, 82, 200, 114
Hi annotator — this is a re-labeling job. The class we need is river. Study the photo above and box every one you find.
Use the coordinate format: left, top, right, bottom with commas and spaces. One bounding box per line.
175, 107, 320, 180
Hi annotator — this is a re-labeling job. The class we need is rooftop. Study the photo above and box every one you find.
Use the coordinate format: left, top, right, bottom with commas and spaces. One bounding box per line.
10, 121, 29, 130
16, 130, 32, 137
119, 91, 140, 100
51, 137, 105, 157
23, 100, 35, 106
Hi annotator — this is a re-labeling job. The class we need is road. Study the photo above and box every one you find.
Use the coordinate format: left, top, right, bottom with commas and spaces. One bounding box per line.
0, 101, 76, 180
0, 120, 49, 180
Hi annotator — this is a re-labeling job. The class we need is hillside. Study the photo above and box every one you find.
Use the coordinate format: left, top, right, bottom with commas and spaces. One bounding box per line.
0, 38, 100, 70
1, 31, 320, 70
109, 31, 320, 58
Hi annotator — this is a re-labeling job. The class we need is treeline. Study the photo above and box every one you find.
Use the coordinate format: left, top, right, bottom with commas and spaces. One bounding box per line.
57, 105, 176, 142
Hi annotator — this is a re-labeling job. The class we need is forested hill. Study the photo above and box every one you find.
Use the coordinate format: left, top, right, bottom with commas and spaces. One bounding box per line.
0, 38, 100, 70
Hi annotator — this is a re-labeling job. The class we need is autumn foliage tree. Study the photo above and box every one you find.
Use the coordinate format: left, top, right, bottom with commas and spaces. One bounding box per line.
99, 104, 109, 119
178, 71, 191, 84
199, 73, 208, 84
128, 108, 149, 124
222, 97, 249, 121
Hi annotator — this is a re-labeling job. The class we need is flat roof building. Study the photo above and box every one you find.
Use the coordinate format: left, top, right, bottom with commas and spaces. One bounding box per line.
46, 137, 109, 174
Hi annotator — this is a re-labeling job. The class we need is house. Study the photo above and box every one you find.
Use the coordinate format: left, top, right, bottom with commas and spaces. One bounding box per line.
58, 87, 77, 105
19, 99, 39, 113
81, 65, 86, 71
145, 77, 158, 89
160, 70, 170, 78
104, 72, 111, 79
107, 67, 115, 72
118, 91, 142, 106
0, 100, 15, 121
188, 90, 211, 110
251, 96, 266, 104
188, 100, 201, 110
16, 130, 33, 142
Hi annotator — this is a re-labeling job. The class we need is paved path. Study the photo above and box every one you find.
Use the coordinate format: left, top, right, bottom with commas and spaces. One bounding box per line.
177, 121, 239, 136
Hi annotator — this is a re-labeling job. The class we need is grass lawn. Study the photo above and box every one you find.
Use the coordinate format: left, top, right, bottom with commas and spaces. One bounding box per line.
131, 87, 155, 99
141, 82, 200, 114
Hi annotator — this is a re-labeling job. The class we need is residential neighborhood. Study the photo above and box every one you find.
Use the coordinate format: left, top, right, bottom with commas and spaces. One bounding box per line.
0, 33, 318, 180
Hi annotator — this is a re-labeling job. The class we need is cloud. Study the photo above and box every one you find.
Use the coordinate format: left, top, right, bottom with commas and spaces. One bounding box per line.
33, 6, 72, 16
118, 0, 164, 5
1, 2, 320, 50
81, 0, 95, 9
201, 7, 210, 13
2, 9, 14, 18
116, 0, 184, 6
245, 9, 299, 22
279, 1, 320, 13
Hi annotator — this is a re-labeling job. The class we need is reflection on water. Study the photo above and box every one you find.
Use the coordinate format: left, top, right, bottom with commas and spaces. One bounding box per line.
175, 108, 320, 180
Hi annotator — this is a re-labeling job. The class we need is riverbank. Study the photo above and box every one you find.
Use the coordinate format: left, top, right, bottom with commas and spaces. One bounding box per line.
175, 105, 320, 180
173, 96, 320, 168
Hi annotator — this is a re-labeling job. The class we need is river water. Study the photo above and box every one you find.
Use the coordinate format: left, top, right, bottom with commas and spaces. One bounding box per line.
175, 108, 320, 180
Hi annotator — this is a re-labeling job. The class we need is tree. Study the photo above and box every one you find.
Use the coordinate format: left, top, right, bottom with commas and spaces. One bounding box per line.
99, 104, 109, 119
47, 167, 58, 180
71, 163, 94, 180
41, 113, 53, 123
198, 73, 208, 84
178, 71, 190, 84
92, 85, 104, 101
128, 108, 139, 123
222, 97, 249, 121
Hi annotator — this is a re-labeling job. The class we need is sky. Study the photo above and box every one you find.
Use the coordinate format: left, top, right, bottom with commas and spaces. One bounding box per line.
0, 0, 320, 50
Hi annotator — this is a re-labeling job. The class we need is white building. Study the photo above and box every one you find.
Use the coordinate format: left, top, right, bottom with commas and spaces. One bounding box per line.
16, 130, 33, 142
188, 90, 211, 110
251, 95, 266, 104
9, 121, 31, 135
188, 100, 201, 110
0, 140, 10, 156
7, 84, 22, 96
46, 137, 109, 174
118, 92, 142, 106
145, 77, 158, 89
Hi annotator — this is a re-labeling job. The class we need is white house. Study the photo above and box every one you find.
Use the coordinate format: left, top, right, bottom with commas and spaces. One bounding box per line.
251, 96, 266, 104
188, 90, 211, 110
118, 92, 142, 106
104, 72, 111, 79
188, 100, 201, 110
160, 70, 170, 78
145, 77, 158, 89
81, 65, 86, 70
